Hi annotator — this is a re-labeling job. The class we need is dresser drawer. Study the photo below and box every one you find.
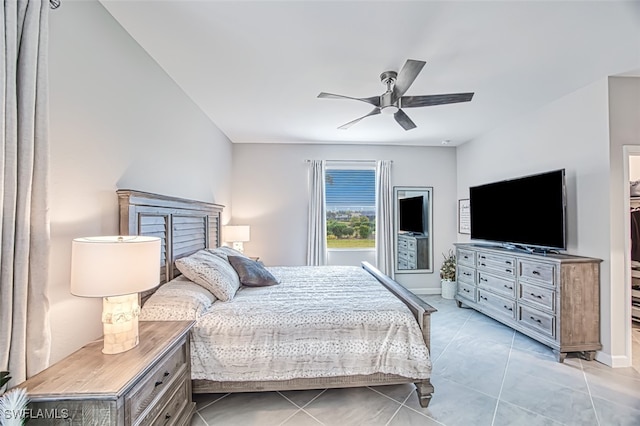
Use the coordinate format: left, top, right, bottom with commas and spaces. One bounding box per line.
398, 237, 408, 250
457, 281, 476, 302
457, 248, 476, 267
457, 265, 476, 285
477, 289, 516, 320
477, 252, 516, 277
478, 271, 516, 298
519, 260, 555, 287
518, 304, 555, 339
127, 341, 188, 423
519, 282, 555, 312
139, 371, 190, 426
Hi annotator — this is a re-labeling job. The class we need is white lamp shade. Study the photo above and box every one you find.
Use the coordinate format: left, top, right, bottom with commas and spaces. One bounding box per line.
70, 236, 161, 297
224, 225, 250, 243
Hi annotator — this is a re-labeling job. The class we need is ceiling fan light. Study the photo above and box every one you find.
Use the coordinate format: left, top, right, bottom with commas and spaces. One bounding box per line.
382, 105, 399, 115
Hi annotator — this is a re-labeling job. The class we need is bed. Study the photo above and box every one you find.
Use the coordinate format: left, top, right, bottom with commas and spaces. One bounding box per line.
117, 189, 436, 407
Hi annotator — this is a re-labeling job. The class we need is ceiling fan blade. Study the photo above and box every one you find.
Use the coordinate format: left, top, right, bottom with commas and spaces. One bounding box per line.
401, 92, 475, 108
391, 59, 426, 102
338, 108, 381, 130
318, 92, 380, 107
394, 109, 417, 131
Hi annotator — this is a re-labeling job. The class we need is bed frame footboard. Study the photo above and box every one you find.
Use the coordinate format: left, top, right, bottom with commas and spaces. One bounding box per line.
361, 262, 437, 408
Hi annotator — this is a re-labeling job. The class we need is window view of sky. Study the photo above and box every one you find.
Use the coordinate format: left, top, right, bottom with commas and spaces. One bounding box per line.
325, 169, 375, 211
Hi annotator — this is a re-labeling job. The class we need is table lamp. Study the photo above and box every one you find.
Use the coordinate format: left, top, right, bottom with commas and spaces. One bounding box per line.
224, 225, 250, 253
70, 236, 160, 354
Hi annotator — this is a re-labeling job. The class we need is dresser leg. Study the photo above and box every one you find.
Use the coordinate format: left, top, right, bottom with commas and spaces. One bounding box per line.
581, 351, 596, 361
553, 350, 567, 363
415, 379, 434, 408
456, 300, 462, 308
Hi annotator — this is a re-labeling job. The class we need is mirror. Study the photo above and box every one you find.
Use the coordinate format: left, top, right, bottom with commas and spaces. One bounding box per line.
394, 186, 433, 274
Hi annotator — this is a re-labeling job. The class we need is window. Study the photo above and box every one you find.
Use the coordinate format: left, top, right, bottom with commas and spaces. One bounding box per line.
325, 163, 376, 249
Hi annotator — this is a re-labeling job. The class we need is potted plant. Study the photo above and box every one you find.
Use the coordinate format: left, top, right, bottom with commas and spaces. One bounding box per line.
440, 249, 457, 299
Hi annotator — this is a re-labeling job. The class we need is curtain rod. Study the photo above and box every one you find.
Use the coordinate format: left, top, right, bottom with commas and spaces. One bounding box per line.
304, 159, 392, 163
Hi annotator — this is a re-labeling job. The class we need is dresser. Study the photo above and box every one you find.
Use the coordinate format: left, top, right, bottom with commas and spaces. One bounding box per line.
19, 321, 195, 425
397, 233, 429, 270
454, 243, 602, 362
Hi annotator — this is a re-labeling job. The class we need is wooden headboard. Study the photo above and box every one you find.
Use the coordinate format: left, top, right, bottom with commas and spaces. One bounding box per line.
117, 189, 224, 301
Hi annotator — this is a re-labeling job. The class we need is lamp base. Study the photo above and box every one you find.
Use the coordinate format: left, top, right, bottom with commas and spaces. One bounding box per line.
232, 241, 245, 253
101, 294, 140, 354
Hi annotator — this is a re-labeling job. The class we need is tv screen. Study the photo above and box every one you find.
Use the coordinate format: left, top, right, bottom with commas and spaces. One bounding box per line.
399, 196, 424, 234
469, 169, 566, 250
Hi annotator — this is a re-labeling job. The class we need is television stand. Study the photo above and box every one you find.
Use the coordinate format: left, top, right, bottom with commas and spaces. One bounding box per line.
454, 243, 602, 362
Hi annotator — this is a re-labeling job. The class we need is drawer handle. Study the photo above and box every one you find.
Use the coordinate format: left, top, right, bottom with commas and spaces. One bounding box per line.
529, 316, 542, 324
505, 269, 512, 273
532, 270, 541, 276
480, 277, 488, 282
463, 255, 469, 259
480, 262, 487, 267
530, 293, 543, 299
463, 288, 470, 293
503, 305, 513, 311
464, 272, 472, 276
505, 261, 512, 266
503, 285, 513, 290
165, 413, 172, 420
480, 296, 488, 301
155, 371, 170, 387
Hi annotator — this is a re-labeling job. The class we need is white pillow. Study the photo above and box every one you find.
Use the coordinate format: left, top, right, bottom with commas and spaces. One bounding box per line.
175, 250, 240, 301
140, 276, 216, 321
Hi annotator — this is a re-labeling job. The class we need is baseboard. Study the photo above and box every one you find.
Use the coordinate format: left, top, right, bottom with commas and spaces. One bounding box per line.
595, 352, 632, 368
412, 288, 441, 296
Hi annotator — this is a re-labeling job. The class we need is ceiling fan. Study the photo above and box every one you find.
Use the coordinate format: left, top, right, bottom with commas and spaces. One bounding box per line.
318, 59, 474, 131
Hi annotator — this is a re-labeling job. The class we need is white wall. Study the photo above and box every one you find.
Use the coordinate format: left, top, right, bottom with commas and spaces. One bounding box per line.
456, 78, 625, 364
48, 1, 233, 363
231, 143, 457, 294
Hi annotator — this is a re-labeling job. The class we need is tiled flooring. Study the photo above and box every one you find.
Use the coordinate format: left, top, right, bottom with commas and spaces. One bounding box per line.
191, 296, 640, 426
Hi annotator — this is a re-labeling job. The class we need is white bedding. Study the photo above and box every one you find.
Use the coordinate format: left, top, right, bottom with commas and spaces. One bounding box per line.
143, 265, 431, 382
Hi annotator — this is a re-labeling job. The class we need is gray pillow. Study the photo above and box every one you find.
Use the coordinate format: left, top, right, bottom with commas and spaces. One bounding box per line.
227, 256, 279, 287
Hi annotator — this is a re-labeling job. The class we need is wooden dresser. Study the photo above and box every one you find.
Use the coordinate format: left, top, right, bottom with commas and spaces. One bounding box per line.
397, 233, 429, 270
19, 321, 195, 425
454, 243, 602, 362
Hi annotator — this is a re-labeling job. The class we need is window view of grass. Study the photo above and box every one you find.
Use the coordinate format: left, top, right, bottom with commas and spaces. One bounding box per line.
325, 168, 376, 249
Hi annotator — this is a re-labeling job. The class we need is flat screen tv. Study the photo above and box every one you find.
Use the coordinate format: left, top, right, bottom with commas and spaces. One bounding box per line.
399, 196, 424, 234
469, 169, 566, 250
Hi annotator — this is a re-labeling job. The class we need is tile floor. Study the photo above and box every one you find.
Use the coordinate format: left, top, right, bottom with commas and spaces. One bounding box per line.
191, 296, 640, 426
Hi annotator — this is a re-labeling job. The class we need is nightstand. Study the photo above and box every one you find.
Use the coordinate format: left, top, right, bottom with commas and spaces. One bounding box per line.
19, 321, 195, 425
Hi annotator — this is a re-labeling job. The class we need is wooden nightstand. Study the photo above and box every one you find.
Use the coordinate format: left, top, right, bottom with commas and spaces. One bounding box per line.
19, 321, 195, 425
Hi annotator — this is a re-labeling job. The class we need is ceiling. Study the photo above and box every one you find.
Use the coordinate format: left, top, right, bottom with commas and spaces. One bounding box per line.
100, 0, 640, 146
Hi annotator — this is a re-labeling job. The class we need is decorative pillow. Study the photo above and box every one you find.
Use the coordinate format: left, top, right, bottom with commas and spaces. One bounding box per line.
140, 276, 217, 321
228, 255, 279, 287
207, 246, 250, 262
175, 250, 240, 301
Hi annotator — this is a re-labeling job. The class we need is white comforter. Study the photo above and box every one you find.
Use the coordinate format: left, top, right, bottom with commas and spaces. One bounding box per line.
146, 265, 431, 382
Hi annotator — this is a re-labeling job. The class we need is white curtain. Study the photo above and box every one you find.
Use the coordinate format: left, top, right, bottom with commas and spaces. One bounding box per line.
0, 0, 51, 385
306, 160, 327, 266
375, 160, 393, 277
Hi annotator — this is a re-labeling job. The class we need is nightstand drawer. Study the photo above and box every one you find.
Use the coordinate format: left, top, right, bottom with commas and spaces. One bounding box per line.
127, 340, 188, 423
139, 370, 189, 426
